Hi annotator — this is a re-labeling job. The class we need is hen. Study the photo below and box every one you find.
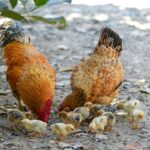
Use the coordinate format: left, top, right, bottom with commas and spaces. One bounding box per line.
58, 27, 124, 111
0, 22, 55, 122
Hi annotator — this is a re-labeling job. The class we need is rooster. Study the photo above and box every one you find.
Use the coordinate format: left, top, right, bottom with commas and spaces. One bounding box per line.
0, 22, 55, 122
58, 27, 124, 111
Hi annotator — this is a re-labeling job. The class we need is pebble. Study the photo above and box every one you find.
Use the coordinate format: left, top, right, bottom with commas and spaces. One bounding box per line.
138, 134, 147, 138
123, 140, 127, 145
116, 132, 121, 137
58, 45, 69, 51
0, 138, 4, 142
95, 134, 108, 142
0, 65, 6, 73
141, 128, 148, 134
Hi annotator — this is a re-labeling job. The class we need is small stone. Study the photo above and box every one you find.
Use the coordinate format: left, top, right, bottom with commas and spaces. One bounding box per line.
116, 131, 121, 137
58, 45, 69, 51
138, 134, 147, 138
123, 140, 127, 145
140, 85, 150, 94
0, 138, 4, 142
95, 134, 108, 142
0, 65, 6, 73
141, 128, 148, 134
76, 132, 88, 138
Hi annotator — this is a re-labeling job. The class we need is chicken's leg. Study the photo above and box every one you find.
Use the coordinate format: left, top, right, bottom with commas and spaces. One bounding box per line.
13, 92, 26, 111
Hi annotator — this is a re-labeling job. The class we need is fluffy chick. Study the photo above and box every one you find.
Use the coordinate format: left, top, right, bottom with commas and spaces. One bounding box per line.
129, 109, 144, 129
103, 112, 116, 131
117, 100, 140, 112
73, 102, 92, 121
7, 109, 25, 131
50, 123, 75, 140
89, 116, 107, 134
117, 100, 140, 120
20, 119, 47, 137
90, 104, 102, 117
57, 111, 84, 128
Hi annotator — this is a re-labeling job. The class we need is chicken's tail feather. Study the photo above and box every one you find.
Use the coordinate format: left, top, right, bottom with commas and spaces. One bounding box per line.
99, 27, 122, 52
0, 21, 30, 47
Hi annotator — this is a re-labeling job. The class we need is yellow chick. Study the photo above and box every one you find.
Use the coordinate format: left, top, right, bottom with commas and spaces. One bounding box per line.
57, 111, 83, 128
50, 123, 75, 139
73, 102, 93, 121
103, 112, 116, 131
0, 106, 34, 131
20, 119, 47, 137
117, 100, 140, 112
129, 109, 144, 129
117, 100, 141, 121
84, 102, 93, 108
89, 116, 107, 134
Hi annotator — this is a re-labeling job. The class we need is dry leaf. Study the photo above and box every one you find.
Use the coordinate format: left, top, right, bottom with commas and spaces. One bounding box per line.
126, 142, 142, 150
59, 67, 72, 72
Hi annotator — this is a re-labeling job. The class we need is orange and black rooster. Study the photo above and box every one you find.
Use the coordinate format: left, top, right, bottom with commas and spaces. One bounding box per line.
0, 22, 55, 122
58, 27, 124, 111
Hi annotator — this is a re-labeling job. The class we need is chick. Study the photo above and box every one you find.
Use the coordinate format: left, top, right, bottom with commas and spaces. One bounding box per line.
0, 106, 34, 131
117, 100, 140, 112
20, 119, 47, 137
84, 102, 93, 108
73, 102, 92, 121
103, 112, 116, 131
90, 104, 102, 117
50, 123, 75, 140
57, 111, 84, 128
90, 104, 116, 117
129, 109, 144, 129
89, 116, 107, 134
7, 109, 25, 131
96, 109, 106, 116
117, 100, 140, 120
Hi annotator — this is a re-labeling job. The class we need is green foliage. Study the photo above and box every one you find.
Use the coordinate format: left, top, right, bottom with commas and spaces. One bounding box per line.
9, 0, 18, 8
30, 16, 66, 28
1, 9, 25, 21
34, 0, 48, 7
0, 0, 71, 28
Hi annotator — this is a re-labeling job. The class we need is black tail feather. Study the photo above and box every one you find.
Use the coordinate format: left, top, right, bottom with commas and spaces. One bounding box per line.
99, 27, 122, 51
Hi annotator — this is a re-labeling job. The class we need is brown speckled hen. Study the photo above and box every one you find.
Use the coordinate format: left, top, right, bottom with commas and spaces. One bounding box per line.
58, 27, 124, 111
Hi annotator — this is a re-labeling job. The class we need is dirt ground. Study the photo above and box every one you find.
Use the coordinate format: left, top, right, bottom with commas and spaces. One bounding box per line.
0, 3, 150, 150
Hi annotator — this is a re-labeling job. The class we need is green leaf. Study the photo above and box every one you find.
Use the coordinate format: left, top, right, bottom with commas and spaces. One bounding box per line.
0, 9, 26, 21
33, 0, 48, 7
9, 0, 18, 8
30, 16, 66, 27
